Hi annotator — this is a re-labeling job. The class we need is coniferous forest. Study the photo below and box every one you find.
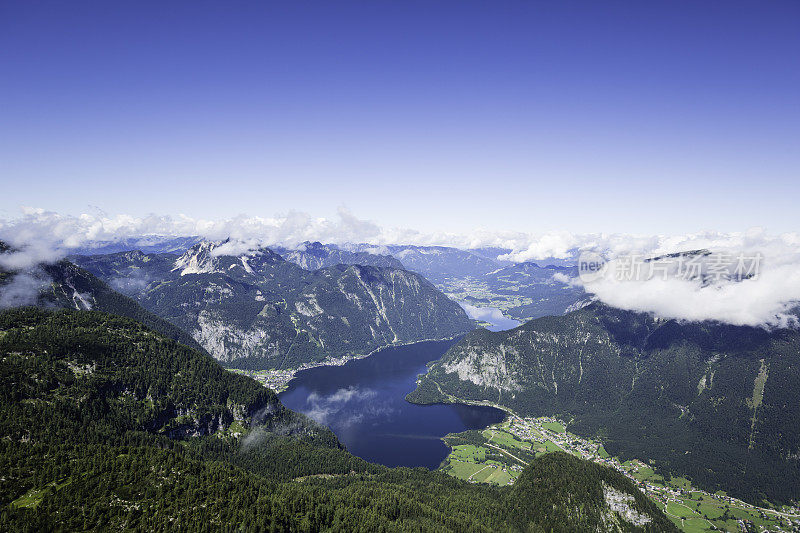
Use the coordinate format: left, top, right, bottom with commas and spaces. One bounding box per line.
0, 308, 676, 531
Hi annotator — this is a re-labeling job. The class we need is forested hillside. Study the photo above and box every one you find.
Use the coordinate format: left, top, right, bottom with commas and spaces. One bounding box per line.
0, 242, 205, 353
408, 302, 800, 504
0, 308, 675, 531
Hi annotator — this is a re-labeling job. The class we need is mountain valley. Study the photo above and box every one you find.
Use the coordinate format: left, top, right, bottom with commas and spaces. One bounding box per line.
0, 307, 677, 532
3, 239, 799, 531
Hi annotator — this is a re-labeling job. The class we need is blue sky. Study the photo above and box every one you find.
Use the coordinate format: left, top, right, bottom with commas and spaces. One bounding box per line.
1, 1, 798, 235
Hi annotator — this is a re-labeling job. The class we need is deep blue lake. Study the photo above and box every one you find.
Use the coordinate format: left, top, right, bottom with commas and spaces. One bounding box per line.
279, 339, 506, 469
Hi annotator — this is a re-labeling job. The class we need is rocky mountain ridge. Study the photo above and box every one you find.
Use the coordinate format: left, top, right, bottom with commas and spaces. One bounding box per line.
72, 240, 476, 369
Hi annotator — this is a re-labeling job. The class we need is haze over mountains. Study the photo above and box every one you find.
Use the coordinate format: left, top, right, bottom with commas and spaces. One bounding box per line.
273, 241, 405, 271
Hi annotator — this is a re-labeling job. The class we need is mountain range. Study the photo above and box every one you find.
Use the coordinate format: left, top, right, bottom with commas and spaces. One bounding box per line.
71, 240, 475, 369
0, 244, 205, 354
341, 243, 585, 320
67, 236, 203, 256
69, 238, 586, 324
7, 235, 797, 518
408, 302, 800, 504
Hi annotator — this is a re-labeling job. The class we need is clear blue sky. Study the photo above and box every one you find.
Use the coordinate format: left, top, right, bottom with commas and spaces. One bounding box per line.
1, 1, 798, 234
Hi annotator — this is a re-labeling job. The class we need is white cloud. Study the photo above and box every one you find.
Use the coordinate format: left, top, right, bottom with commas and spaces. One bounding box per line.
0, 272, 47, 309
459, 303, 522, 330
551, 272, 574, 285
209, 239, 261, 257
459, 303, 508, 324
0, 206, 384, 251
0, 241, 64, 271
579, 243, 800, 328
361, 245, 391, 256
499, 231, 579, 261
304, 386, 379, 426
3, 207, 800, 327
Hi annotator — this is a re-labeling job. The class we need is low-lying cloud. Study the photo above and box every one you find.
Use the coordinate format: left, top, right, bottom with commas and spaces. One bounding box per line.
460, 304, 508, 324
303, 386, 393, 428
2, 207, 800, 328
552, 271, 581, 286
0, 271, 48, 309
579, 244, 800, 328
459, 303, 522, 330
109, 272, 152, 294
0, 241, 60, 309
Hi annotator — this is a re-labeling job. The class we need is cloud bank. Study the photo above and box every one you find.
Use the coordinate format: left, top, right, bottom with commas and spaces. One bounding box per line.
2, 207, 800, 328
579, 244, 800, 329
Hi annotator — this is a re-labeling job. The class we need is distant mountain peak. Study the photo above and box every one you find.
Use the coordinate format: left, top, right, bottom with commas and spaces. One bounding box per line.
173, 240, 284, 276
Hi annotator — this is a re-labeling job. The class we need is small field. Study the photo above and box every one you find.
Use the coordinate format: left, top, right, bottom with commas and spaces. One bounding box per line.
541, 421, 565, 433
449, 444, 486, 463
532, 440, 563, 455
10, 479, 71, 509
441, 427, 529, 486
631, 463, 664, 484
447, 460, 488, 479
483, 429, 530, 450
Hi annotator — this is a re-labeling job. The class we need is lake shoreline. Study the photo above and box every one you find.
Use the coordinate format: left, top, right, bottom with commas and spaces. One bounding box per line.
231, 332, 469, 393
276, 339, 506, 469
